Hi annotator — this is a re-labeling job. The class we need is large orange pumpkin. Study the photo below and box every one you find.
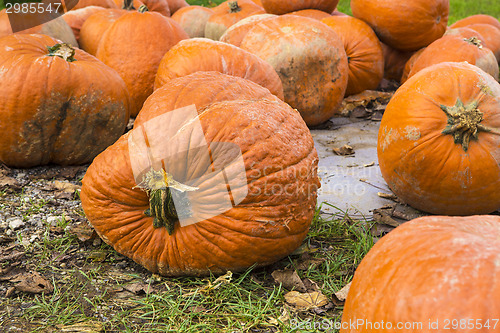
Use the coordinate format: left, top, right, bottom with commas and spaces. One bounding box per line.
351, 0, 449, 51
0, 34, 130, 168
171, 5, 214, 38
239, 15, 349, 126
466, 23, 500, 63
406, 35, 499, 81
96, 8, 188, 116
154, 38, 284, 100
62, 5, 106, 41
219, 13, 275, 47
285, 9, 331, 20
80, 71, 320, 276
378, 61, 500, 215
0, 9, 77, 46
261, 0, 339, 15
204, 0, 265, 40
321, 15, 384, 96
450, 14, 500, 31
72, 0, 118, 10
165, 0, 188, 14
341, 215, 500, 333
79, 9, 126, 55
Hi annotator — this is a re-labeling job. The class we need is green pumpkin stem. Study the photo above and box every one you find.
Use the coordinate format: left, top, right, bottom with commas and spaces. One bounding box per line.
138, 4, 148, 12
440, 98, 500, 151
228, 1, 241, 13
122, 0, 135, 10
47, 43, 76, 62
464, 36, 483, 48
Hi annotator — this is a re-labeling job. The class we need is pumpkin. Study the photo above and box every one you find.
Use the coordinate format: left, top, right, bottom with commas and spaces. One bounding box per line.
0, 9, 78, 47
400, 47, 425, 84
380, 42, 415, 81
80, 71, 320, 276
62, 6, 106, 41
466, 23, 500, 63
165, 0, 188, 14
444, 26, 487, 42
285, 9, 331, 21
261, 0, 339, 15
72, 0, 118, 10
351, 0, 449, 51
331, 9, 347, 16
378, 61, 500, 215
321, 16, 384, 96
154, 38, 284, 100
112, 0, 171, 16
341, 215, 500, 333
79, 9, 126, 55
205, 0, 265, 41
239, 15, 349, 126
406, 35, 499, 81
219, 13, 275, 47
171, 6, 214, 38
450, 14, 500, 31
96, 7, 188, 116
0, 34, 130, 168
249, 0, 263, 6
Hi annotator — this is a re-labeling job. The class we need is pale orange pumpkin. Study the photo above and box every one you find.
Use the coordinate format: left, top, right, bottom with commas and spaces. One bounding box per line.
171, 6, 214, 38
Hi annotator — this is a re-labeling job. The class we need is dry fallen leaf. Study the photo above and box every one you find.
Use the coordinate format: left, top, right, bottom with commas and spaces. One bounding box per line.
10, 271, 53, 294
339, 90, 394, 117
334, 282, 351, 302
183, 271, 233, 297
284, 291, 329, 310
271, 269, 306, 292
67, 222, 97, 243
332, 144, 354, 156
123, 282, 155, 295
0, 165, 21, 192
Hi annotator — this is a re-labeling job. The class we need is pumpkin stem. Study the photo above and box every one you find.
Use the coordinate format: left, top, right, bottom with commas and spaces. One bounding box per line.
122, 0, 135, 10
228, 1, 241, 13
47, 43, 76, 62
440, 98, 500, 151
135, 168, 197, 235
464, 36, 483, 48
138, 4, 148, 12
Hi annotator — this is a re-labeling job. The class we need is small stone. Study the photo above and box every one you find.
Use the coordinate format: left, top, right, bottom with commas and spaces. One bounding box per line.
46, 216, 59, 226
8, 217, 24, 230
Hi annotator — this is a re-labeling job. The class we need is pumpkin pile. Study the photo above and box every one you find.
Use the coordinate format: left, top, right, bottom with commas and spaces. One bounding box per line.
1, 0, 500, 285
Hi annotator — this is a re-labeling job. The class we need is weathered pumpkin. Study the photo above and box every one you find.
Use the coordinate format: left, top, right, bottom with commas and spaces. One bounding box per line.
171, 6, 214, 38
205, 0, 265, 40
285, 9, 331, 20
80, 71, 320, 276
378, 61, 500, 215
444, 26, 487, 42
62, 6, 106, 41
341, 215, 500, 332
154, 38, 284, 100
79, 9, 126, 55
466, 23, 500, 63
406, 35, 498, 81
351, 0, 449, 51
96, 8, 188, 116
219, 13, 275, 47
0, 34, 130, 168
321, 15, 384, 96
0, 9, 78, 47
239, 15, 349, 126
261, 0, 339, 15
450, 14, 500, 31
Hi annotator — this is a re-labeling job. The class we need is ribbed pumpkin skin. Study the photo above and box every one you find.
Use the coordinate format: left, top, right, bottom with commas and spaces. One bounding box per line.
466, 23, 500, 63
219, 13, 275, 47
406, 35, 499, 81
261, 0, 339, 15
73, 0, 118, 10
154, 38, 284, 100
165, 0, 188, 14
341, 215, 500, 333
285, 9, 331, 20
62, 6, 106, 41
351, 0, 449, 51
400, 47, 425, 84
171, 6, 214, 38
321, 16, 384, 96
0, 9, 78, 46
79, 9, 126, 55
239, 15, 348, 126
0, 34, 130, 168
380, 42, 414, 81
80, 72, 320, 276
450, 14, 500, 31
378, 62, 500, 215
96, 11, 188, 116
205, 0, 265, 40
